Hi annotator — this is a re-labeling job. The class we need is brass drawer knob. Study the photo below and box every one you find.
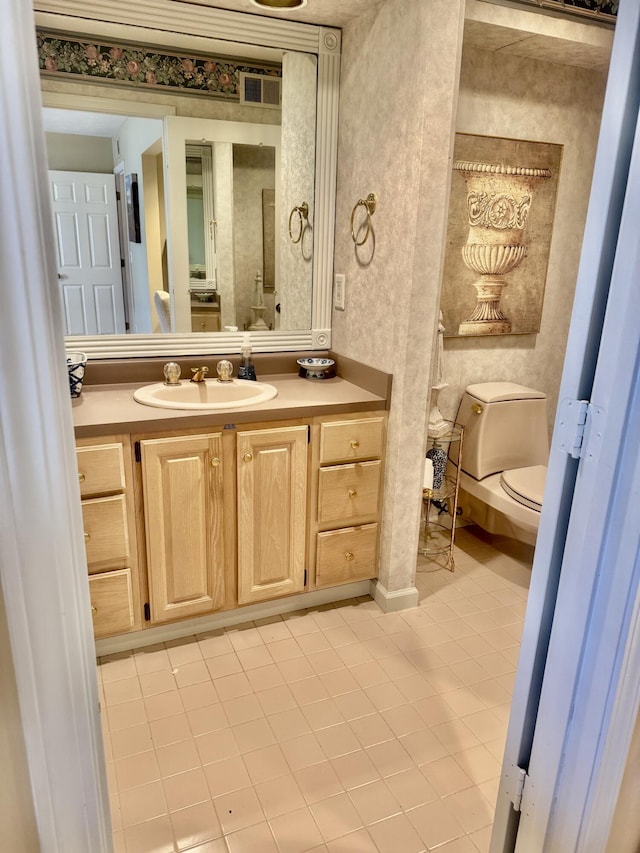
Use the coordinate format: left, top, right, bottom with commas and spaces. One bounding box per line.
78, 472, 86, 483
84, 532, 91, 541
350, 439, 360, 449
345, 551, 355, 561
348, 490, 357, 499
210, 457, 221, 467
243, 452, 253, 463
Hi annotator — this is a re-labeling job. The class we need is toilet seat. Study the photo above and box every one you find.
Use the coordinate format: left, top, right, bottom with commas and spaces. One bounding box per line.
500, 465, 546, 512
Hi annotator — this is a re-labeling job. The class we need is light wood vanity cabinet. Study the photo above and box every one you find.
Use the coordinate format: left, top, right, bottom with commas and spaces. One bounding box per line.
76, 410, 386, 638
237, 425, 308, 605
75, 438, 141, 638
312, 415, 386, 589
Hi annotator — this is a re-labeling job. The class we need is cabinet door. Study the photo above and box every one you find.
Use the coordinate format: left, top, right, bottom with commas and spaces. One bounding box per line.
237, 425, 308, 604
141, 434, 226, 623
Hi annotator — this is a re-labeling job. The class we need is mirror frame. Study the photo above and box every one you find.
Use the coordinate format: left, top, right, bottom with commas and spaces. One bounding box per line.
35, 1, 340, 357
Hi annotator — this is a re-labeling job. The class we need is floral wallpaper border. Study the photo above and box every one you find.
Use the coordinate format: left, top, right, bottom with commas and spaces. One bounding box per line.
516, 0, 617, 18
36, 30, 281, 100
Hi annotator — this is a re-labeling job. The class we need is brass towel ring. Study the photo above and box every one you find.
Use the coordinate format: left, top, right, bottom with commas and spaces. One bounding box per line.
350, 192, 377, 246
288, 202, 309, 244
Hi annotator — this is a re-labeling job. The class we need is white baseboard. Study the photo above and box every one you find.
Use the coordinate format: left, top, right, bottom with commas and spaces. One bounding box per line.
95, 581, 371, 656
369, 579, 420, 612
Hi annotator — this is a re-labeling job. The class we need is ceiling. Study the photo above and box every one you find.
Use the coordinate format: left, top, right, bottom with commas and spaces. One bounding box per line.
42, 108, 131, 136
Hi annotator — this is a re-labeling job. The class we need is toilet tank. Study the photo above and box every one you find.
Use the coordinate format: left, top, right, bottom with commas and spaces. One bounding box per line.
456, 382, 549, 480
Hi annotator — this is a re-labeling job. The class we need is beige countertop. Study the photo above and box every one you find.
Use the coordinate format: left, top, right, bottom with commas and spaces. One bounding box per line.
72, 373, 388, 437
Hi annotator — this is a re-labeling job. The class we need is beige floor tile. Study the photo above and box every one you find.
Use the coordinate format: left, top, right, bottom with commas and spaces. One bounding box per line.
330, 750, 380, 790
281, 732, 327, 770
400, 727, 449, 765
144, 691, 184, 722
232, 717, 276, 753
170, 800, 222, 851
326, 827, 377, 852
203, 755, 251, 798
442, 686, 489, 718
195, 728, 240, 764
256, 620, 293, 644
100, 653, 137, 684
311, 792, 363, 842
422, 754, 474, 797
237, 644, 274, 671
469, 823, 493, 852
267, 638, 305, 662
424, 665, 465, 694
112, 829, 126, 853
295, 761, 345, 805
452, 744, 502, 785
290, 676, 330, 706
187, 703, 229, 737
282, 612, 320, 636
269, 805, 324, 853
156, 739, 201, 778
222, 693, 264, 725
197, 632, 234, 659
384, 766, 438, 811
139, 670, 178, 698
302, 698, 345, 731
114, 750, 160, 791
255, 772, 306, 819
213, 672, 253, 702
213, 785, 265, 835
123, 814, 174, 853
366, 738, 414, 778
478, 775, 500, 808
381, 703, 426, 737
407, 798, 466, 850
349, 712, 394, 748
437, 834, 482, 852
323, 625, 359, 648
470, 678, 513, 708
361, 636, 401, 661
367, 812, 426, 853
336, 643, 374, 667
256, 683, 298, 716
225, 820, 278, 853
297, 632, 332, 655
104, 677, 143, 707
350, 660, 390, 690
244, 743, 290, 784
333, 690, 377, 721
314, 723, 360, 759
111, 722, 153, 760
445, 785, 494, 833
318, 668, 360, 697
227, 625, 264, 652
474, 651, 515, 677
107, 699, 147, 732
268, 707, 312, 742
173, 660, 211, 689
119, 780, 167, 827
206, 653, 242, 680
163, 767, 210, 812
277, 656, 315, 682
181, 839, 227, 853
308, 649, 346, 675
133, 647, 172, 677
363, 681, 406, 712
461, 708, 506, 743
348, 778, 401, 825
166, 638, 204, 666
246, 663, 285, 693
312, 609, 347, 631
180, 681, 219, 711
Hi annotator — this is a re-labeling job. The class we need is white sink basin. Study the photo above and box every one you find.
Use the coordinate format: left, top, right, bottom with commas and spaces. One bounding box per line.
133, 379, 278, 410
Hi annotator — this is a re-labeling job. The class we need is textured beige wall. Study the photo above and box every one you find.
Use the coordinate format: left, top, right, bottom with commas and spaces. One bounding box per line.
438, 46, 607, 432
0, 586, 40, 852
45, 131, 113, 172
332, 0, 465, 596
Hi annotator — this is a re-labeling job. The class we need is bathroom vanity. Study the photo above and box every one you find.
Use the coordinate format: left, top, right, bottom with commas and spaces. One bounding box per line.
73, 359, 390, 648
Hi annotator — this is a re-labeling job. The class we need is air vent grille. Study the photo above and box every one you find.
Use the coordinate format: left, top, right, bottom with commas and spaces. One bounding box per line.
240, 72, 282, 109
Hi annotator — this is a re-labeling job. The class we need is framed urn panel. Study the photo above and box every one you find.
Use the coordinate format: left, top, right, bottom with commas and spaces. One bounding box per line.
441, 133, 563, 338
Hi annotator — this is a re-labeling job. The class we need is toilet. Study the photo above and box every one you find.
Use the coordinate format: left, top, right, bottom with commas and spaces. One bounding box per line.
454, 382, 549, 546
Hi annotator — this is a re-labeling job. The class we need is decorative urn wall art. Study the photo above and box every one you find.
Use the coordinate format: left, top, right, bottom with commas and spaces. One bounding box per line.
454, 161, 550, 336
441, 135, 563, 338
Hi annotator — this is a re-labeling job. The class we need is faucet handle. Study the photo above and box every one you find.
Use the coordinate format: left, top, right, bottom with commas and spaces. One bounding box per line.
163, 362, 181, 385
216, 360, 233, 382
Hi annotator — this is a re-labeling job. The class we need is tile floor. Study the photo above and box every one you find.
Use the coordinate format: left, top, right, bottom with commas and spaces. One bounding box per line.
98, 526, 534, 853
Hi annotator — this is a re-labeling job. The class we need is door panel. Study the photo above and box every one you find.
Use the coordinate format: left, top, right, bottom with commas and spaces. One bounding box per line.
49, 170, 125, 335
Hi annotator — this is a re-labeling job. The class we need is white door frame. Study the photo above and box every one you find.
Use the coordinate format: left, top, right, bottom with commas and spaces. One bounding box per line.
0, 2, 111, 850
491, 0, 640, 849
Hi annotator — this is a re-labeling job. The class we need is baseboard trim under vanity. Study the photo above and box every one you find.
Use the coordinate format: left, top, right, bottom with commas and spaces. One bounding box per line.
95, 581, 372, 656
369, 579, 420, 613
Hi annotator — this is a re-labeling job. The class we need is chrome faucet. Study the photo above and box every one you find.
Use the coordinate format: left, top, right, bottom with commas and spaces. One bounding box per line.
190, 366, 209, 383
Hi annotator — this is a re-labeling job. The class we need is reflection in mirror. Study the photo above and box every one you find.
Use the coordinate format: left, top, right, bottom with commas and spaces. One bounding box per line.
41, 45, 317, 340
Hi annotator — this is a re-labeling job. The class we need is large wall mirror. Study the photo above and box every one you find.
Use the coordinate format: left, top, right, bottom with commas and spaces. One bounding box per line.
35, 1, 340, 357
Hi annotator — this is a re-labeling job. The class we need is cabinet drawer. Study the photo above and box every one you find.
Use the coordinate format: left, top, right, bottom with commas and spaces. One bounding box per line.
76, 443, 126, 497
88, 569, 135, 638
318, 461, 381, 525
191, 311, 221, 333
81, 495, 129, 570
316, 523, 378, 588
320, 417, 385, 464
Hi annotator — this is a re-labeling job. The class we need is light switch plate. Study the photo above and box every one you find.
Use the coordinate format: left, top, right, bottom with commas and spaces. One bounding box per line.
334, 273, 345, 310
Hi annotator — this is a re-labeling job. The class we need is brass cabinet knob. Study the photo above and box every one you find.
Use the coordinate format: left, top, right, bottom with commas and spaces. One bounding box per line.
91, 605, 97, 614
350, 439, 360, 449
84, 532, 91, 541
345, 551, 355, 561
243, 452, 253, 463
210, 457, 221, 467
78, 472, 86, 483
348, 490, 357, 499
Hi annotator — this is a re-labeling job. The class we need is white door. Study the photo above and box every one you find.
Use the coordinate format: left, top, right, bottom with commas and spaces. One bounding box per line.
49, 170, 125, 335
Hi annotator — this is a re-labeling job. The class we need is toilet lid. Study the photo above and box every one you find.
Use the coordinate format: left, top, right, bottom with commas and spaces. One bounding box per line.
500, 465, 546, 511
